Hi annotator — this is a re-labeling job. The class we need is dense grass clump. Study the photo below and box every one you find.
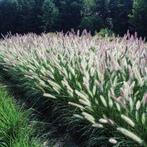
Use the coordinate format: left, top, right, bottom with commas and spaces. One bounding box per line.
0, 32, 146, 146
0, 86, 41, 147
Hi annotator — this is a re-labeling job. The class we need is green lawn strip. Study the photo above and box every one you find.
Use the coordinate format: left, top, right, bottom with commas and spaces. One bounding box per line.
0, 86, 41, 147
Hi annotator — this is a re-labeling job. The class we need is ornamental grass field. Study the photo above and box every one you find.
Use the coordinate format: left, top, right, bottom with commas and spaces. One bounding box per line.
0, 32, 146, 146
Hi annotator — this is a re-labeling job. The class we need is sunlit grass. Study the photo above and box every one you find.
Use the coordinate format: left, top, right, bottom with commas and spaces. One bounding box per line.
0, 86, 41, 147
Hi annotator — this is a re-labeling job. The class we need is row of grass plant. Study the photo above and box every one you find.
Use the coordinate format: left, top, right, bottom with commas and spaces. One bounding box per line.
0, 85, 42, 147
0, 32, 146, 146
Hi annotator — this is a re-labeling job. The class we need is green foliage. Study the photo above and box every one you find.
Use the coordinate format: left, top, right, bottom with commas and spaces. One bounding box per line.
80, 15, 103, 32
80, 0, 112, 32
1, 0, 147, 37
42, 0, 59, 32
54, 0, 82, 31
0, 0, 19, 34
110, 0, 133, 35
129, 0, 147, 37
16, 0, 43, 33
0, 86, 41, 147
98, 28, 114, 37
1, 0, 145, 36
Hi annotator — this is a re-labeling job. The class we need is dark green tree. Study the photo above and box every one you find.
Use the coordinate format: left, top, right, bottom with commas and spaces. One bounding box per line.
54, 0, 82, 32
42, 0, 59, 32
0, 0, 145, 37
95, 0, 111, 28
130, 0, 147, 37
80, 0, 100, 32
0, 0, 19, 34
16, 0, 43, 33
80, 0, 112, 33
110, 0, 133, 35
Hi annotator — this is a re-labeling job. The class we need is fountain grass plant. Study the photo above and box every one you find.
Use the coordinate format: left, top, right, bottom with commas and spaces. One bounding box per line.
0, 32, 146, 146
0, 86, 41, 147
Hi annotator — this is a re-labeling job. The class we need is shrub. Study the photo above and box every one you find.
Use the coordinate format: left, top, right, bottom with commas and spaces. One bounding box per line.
98, 28, 114, 37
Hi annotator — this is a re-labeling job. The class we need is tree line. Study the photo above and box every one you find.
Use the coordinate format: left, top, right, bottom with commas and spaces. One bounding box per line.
0, 0, 147, 37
